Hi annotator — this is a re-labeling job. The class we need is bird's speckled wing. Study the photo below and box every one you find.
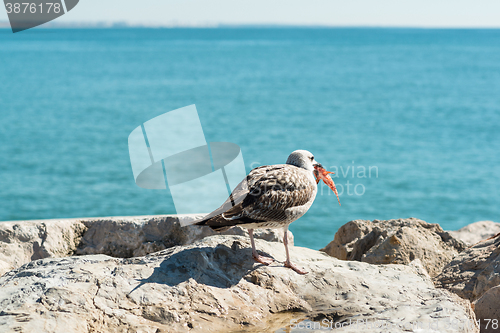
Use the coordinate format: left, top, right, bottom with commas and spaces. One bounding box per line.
197, 164, 316, 231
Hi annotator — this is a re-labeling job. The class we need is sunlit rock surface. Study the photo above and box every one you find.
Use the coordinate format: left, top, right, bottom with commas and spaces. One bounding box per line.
320, 218, 466, 277
448, 221, 500, 246
0, 235, 477, 333
0, 215, 292, 277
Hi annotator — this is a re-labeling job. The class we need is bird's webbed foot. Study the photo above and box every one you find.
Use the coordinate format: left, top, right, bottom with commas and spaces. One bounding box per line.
284, 260, 308, 275
252, 252, 274, 265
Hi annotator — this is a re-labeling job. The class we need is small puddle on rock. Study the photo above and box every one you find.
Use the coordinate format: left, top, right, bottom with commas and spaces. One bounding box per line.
229, 311, 342, 332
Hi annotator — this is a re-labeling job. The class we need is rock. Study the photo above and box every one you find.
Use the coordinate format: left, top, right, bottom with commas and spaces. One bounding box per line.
321, 219, 374, 261
473, 285, 500, 333
434, 233, 500, 302
0, 219, 87, 277
76, 215, 293, 258
320, 218, 466, 278
408, 258, 432, 280
0, 235, 477, 333
0, 215, 292, 277
448, 221, 500, 246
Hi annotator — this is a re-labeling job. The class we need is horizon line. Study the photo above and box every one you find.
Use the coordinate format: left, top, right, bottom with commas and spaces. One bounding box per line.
1, 21, 500, 30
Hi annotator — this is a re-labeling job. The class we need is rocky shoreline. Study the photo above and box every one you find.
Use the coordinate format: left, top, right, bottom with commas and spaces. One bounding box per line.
0, 216, 498, 332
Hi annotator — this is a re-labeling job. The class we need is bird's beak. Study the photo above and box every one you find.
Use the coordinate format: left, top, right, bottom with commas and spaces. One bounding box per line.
313, 162, 323, 169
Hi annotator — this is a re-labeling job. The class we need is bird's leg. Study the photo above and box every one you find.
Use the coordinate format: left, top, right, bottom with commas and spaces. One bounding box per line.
249, 229, 273, 265
283, 226, 308, 274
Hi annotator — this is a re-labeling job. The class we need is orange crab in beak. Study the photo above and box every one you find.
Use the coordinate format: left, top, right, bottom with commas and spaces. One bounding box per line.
314, 163, 341, 206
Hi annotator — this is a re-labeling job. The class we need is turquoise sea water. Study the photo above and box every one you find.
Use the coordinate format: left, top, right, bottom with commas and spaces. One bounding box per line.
0, 28, 499, 249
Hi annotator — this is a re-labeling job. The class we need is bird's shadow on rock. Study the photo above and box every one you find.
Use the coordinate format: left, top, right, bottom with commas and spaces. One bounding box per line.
130, 240, 274, 291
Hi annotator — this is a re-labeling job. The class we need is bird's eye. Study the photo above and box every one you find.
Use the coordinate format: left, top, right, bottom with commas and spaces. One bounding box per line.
310, 156, 314, 161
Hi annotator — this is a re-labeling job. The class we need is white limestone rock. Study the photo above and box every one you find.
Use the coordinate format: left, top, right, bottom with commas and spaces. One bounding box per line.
0, 235, 477, 333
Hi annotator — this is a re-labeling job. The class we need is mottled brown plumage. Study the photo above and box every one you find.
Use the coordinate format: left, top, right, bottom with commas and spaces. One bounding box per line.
196, 164, 316, 231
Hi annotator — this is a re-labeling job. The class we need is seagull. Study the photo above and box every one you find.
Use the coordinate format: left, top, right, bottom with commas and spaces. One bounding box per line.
194, 150, 340, 274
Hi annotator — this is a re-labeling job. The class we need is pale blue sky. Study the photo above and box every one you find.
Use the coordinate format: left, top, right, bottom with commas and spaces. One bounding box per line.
2, 0, 500, 27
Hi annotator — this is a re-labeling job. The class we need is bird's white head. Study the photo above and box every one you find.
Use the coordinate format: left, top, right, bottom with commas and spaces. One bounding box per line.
287, 150, 342, 206
286, 150, 320, 173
